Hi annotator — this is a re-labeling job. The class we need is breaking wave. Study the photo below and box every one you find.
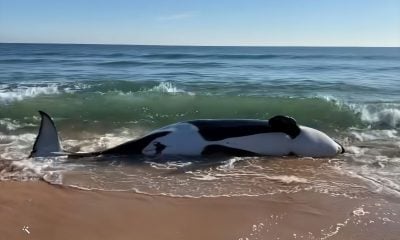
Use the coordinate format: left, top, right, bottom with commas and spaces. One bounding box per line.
354, 104, 400, 128
0, 84, 60, 103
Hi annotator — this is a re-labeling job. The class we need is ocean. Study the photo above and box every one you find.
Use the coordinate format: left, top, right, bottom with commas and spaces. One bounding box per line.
0, 43, 399, 199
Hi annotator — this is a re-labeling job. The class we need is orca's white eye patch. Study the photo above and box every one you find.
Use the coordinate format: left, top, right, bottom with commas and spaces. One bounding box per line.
142, 141, 166, 155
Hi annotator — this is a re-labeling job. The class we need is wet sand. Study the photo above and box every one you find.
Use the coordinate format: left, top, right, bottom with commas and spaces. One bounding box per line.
1, 181, 400, 240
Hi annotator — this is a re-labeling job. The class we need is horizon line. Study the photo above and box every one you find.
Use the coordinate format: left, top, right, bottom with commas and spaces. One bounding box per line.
1, 41, 399, 48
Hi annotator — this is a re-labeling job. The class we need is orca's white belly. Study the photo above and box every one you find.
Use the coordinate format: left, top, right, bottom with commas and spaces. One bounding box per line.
214, 133, 291, 156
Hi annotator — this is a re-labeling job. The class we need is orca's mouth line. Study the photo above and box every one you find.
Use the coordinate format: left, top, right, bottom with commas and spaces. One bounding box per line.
334, 140, 345, 154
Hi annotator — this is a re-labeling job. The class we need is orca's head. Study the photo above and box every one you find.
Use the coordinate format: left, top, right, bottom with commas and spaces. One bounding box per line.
290, 126, 345, 157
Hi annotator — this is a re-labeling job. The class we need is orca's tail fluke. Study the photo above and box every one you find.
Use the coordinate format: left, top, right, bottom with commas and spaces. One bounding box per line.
29, 111, 63, 158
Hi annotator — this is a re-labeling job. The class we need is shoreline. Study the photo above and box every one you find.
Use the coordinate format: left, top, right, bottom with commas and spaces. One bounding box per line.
1, 181, 399, 240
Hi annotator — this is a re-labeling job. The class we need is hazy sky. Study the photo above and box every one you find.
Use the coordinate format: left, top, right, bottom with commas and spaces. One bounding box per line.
1, 0, 399, 46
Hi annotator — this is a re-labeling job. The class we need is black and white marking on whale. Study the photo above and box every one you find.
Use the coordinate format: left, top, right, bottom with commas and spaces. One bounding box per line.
29, 111, 345, 158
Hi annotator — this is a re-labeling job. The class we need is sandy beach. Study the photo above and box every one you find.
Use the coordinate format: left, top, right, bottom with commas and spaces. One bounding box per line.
1, 181, 399, 240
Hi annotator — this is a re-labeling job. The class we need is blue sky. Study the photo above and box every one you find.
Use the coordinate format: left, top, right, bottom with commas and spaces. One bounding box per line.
0, 0, 399, 46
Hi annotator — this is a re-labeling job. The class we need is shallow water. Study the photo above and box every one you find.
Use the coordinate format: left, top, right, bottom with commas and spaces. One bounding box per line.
0, 43, 399, 199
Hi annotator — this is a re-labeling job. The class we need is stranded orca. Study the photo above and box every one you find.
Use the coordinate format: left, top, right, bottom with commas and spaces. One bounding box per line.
29, 111, 345, 158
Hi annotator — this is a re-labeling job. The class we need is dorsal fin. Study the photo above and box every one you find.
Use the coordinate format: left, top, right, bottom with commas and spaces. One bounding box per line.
29, 111, 62, 157
268, 115, 301, 139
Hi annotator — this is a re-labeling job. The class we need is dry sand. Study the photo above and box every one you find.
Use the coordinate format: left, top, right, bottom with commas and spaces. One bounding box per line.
1, 181, 399, 240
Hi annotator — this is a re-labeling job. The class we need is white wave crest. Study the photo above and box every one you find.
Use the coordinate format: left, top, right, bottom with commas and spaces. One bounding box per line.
0, 119, 22, 131
112, 82, 195, 96
0, 133, 36, 160
0, 119, 36, 131
354, 104, 400, 128
0, 83, 93, 104
148, 82, 195, 95
0, 85, 60, 104
316, 97, 400, 129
